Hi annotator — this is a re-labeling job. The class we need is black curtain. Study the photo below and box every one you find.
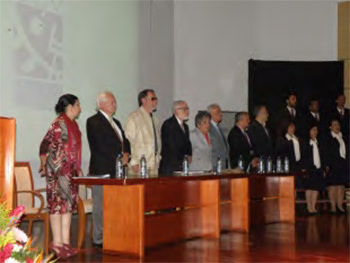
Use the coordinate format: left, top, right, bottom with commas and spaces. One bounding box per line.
248, 59, 344, 125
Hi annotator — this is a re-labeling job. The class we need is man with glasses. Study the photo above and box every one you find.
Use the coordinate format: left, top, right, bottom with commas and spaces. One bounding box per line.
207, 104, 229, 169
159, 100, 192, 175
125, 89, 162, 175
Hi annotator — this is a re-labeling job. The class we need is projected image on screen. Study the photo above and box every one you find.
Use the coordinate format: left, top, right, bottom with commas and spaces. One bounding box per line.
13, 0, 63, 109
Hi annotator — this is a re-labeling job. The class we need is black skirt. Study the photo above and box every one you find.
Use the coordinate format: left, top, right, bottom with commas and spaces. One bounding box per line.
304, 168, 326, 191
326, 158, 349, 186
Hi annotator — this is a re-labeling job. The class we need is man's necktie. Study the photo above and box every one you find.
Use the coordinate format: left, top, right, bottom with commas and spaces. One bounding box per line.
217, 124, 228, 150
243, 130, 251, 147
150, 113, 158, 155
109, 117, 124, 152
316, 114, 320, 121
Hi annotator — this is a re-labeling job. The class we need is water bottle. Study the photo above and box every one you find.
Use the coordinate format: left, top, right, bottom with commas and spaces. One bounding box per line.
276, 156, 282, 173
183, 155, 189, 175
216, 155, 222, 174
266, 156, 273, 173
238, 155, 244, 171
116, 154, 123, 178
258, 156, 265, 174
283, 156, 290, 174
140, 154, 147, 177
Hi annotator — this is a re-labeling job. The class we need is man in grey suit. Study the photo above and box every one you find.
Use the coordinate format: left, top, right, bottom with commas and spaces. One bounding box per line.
208, 104, 229, 169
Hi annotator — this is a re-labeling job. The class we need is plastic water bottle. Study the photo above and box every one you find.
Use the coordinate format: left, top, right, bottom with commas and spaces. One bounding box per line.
116, 154, 123, 178
183, 155, 189, 175
216, 155, 222, 174
266, 156, 273, 173
238, 155, 244, 171
140, 154, 147, 177
258, 156, 265, 174
283, 156, 290, 174
276, 156, 282, 173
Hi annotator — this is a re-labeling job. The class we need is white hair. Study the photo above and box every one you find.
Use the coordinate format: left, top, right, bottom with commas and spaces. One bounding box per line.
172, 100, 187, 113
207, 103, 221, 113
96, 91, 114, 109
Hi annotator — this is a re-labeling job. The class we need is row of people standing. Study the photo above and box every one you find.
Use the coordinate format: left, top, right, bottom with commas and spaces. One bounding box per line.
39, 90, 349, 255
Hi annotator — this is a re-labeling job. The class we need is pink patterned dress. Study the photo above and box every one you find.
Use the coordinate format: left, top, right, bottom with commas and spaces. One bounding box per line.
39, 114, 81, 214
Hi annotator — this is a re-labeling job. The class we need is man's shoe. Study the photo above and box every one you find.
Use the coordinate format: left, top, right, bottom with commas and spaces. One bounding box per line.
92, 242, 103, 249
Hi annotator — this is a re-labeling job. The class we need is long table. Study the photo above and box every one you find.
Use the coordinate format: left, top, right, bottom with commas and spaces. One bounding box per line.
72, 171, 295, 257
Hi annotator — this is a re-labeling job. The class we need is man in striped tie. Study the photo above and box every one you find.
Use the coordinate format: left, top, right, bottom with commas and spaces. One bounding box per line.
86, 91, 131, 248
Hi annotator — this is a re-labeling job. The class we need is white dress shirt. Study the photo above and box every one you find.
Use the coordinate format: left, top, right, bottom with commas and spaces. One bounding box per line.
331, 131, 346, 159
287, 106, 296, 117
100, 110, 123, 142
309, 139, 321, 169
286, 133, 301, 162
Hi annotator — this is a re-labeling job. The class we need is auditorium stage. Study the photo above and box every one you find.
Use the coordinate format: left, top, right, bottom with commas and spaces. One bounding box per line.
28, 211, 349, 263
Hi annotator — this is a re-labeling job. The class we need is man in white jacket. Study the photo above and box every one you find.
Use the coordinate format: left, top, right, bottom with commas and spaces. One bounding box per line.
125, 89, 161, 175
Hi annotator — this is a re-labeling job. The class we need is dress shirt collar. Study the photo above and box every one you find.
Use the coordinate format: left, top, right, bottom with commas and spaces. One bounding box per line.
99, 110, 112, 121
175, 115, 183, 126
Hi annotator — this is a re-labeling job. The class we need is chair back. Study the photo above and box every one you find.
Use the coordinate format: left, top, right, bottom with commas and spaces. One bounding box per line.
79, 184, 88, 200
14, 162, 34, 209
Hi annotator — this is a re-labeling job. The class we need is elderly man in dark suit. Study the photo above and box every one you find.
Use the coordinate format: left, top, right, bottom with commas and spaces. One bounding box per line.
247, 105, 273, 158
207, 103, 229, 169
86, 91, 130, 248
228, 112, 258, 170
159, 100, 192, 175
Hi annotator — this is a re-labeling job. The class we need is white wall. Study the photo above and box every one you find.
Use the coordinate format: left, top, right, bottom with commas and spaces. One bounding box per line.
138, 0, 174, 122
174, 0, 338, 128
0, 0, 139, 189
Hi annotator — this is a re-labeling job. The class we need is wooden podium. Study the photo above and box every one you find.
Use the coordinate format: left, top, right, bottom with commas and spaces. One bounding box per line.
73, 172, 295, 257
0, 117, 16, 210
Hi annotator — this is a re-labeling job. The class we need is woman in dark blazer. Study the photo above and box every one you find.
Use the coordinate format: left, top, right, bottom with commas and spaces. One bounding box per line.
275, 122, 303, 187
301, 124, 326, 215
324, 119, 349, 214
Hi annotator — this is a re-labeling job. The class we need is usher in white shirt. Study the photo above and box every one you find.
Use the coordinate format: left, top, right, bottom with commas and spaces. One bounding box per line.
99, 110, 123, 142
309, 139, 321, 169
286, 133, 301, 162
331, 131, 346, 159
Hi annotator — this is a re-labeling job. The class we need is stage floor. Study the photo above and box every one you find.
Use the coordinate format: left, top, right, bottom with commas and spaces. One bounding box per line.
27, 210, 349, 263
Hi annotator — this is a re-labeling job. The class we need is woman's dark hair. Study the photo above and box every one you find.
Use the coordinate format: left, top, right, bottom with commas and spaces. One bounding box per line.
282, 121, 295, 135
195, 111, 211, 127
307, 123, 318, 137
329, 118, 340, 127
55, 94, 78, 114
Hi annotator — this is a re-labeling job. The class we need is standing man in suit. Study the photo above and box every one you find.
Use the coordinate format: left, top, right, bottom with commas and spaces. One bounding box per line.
86, 91, 131, 248
207, 104, 229, 169
228, 112, 258, 170
275, 92, 300, 137
303, 99, 324, 138
329, 93, 349, 140
159, 100, 192, 175
247, 105, 273, 158
125, 89, 161, 175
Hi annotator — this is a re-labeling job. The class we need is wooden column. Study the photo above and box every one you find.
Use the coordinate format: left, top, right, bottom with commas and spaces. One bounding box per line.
0, 117, 16, 210
338, 1, 350, 106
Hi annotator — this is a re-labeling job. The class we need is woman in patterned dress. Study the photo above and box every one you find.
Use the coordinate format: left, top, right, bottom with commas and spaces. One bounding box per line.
39, 94, 81, 259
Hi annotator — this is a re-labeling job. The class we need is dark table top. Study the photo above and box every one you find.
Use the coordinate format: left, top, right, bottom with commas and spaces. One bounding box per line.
72, 169, 297, 186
